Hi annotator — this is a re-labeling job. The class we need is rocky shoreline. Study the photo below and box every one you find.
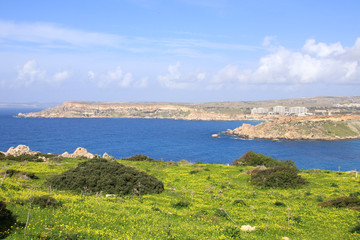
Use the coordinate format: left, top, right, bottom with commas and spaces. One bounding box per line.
225, 115, 360, 141
0, 145, 111, 160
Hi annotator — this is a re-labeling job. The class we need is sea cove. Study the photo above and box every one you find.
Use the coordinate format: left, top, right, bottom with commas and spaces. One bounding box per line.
1, 108, 360, 171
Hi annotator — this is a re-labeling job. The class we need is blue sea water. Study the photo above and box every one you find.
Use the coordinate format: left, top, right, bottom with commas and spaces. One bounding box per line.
0, 108, 359, 171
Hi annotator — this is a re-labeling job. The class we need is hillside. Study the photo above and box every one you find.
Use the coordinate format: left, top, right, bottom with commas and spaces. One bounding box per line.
16, 96, 360, 120
17, 101, 256, 121
0, 151, 359, 239
226, 115, 360, 140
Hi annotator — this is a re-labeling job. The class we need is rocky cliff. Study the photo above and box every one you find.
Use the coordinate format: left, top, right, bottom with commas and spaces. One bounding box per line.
18, 101, 265, 121
226, 115, 360, 140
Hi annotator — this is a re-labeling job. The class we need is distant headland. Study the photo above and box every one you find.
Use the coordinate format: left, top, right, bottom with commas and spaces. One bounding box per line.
17, 96, 360, 121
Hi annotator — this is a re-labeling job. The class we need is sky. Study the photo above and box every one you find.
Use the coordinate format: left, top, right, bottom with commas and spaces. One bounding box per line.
0, 0, 359, 103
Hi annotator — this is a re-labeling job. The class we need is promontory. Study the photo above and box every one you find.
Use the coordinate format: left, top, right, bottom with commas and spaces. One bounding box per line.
225, 115, 360, 140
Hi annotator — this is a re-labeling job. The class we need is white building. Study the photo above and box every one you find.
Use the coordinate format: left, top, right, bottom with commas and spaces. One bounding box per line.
273, 106, 286, 114
289, 106, 308, 115
251, 107, 268, 114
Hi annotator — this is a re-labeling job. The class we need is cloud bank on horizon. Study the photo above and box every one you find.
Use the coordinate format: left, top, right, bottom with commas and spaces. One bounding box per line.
0, 1, 359, 103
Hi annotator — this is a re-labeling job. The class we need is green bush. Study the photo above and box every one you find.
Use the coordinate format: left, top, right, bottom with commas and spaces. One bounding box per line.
5, 154, 43, 162
0, 201, 17, 239
318, 196, 360, 210
233, 151, 297, 169
31, 195, 62, 208
46, 159, 164, 195
223, 226, 242, 239
124, 154, 154, 162
274, 201, 286, 207
172, 200, 190, 208
5, 169, 38, 179
233, 199, 246, 206
251, 166, 307, 189
350, 222, 360, 234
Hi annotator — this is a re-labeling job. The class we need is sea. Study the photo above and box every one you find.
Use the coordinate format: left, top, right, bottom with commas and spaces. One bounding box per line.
0, 108, 359, 171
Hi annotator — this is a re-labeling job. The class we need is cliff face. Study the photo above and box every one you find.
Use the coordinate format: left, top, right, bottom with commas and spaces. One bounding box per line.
18, 102, 258, 121
226, 115, 360, 140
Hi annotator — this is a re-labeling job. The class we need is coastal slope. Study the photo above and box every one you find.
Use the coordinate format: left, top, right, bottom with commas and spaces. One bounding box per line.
17, 101, 262, 121
226, 115, 360, 140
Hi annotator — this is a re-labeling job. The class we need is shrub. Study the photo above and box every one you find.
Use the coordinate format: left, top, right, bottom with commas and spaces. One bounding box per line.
214, 208, 227, 217
350, 222, 360, 234
350, 192, 360, 197
251, 166, 307, 189
0, 201, 17, 239
4, 169, 38, 179
274, 201, 286, 207
172, 201, 190, 208
318, 196, 360, 210
233, 199, 247, 206
223, 226, 242, 239
233, 151, 297, 169
47, 159, 164, 195
124, 154, 154, 162
31, 195, 62, 208
5, 154, 46, 162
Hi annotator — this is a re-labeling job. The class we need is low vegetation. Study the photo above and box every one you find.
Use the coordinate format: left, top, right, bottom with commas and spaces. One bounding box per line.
46, 158, 164, 195
0, 201, 17, 239
0, 154, 359, 239
233, 151, 296, 169
318, 196, 360, 211
124, 154, 154, 162
250, 166, 308, 189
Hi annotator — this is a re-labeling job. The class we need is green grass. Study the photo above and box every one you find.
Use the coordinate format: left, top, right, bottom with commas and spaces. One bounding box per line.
323, 122, 358, 137
1, 158, 360, 239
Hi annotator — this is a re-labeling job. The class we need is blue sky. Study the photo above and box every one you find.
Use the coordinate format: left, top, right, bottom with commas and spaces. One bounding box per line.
0, 0, 359, 103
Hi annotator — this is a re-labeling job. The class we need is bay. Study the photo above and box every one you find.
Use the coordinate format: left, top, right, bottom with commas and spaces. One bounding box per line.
0, 108, 359, 171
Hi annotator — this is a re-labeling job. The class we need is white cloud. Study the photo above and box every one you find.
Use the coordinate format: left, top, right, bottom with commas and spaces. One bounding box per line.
0, 21, 121, 48
157, 62, 206, 89
88, 71, 95, 79
94, 66, 148, 88
302, 39, 345, 57
119, 73, 133, 88
53, 71, 70, 82
134, 77, 148, 88
262, 36, 276, 47
13, 60, 71, 88
211, 38, 360, 88
16, 60, 46, 87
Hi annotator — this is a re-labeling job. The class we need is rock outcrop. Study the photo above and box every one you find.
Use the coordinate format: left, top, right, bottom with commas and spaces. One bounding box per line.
62, 147, 94, 159
5, 145, 38, 156
226, 115, 360, 141
102, 152, 113, 160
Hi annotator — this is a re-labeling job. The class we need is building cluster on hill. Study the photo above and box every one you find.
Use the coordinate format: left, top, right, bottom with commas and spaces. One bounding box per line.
251, 106, 310, 116
333, 103, 360, 108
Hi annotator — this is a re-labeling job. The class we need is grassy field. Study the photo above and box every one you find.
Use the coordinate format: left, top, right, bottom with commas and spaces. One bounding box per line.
1, 157, 360, 239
